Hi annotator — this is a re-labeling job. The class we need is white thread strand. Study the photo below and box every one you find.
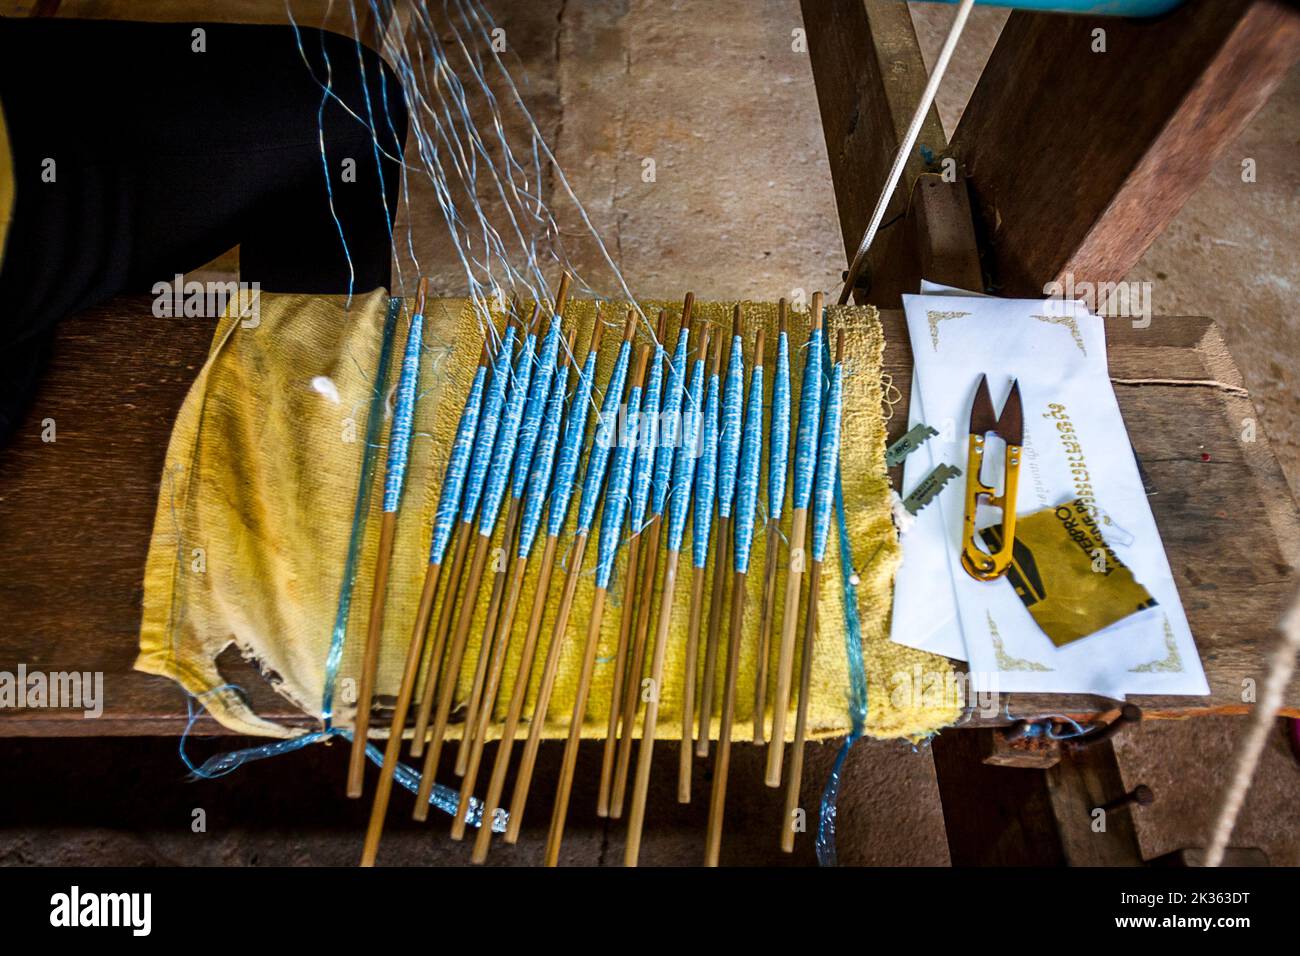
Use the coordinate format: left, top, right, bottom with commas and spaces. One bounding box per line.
1204, 591, 1300, 867
838, 0, 974, 304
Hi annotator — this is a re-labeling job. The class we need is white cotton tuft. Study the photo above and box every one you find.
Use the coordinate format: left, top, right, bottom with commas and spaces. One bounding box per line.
311, 376, 341, 405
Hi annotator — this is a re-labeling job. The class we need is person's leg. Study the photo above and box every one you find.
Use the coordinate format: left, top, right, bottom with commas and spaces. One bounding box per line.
0, 17, 407, 439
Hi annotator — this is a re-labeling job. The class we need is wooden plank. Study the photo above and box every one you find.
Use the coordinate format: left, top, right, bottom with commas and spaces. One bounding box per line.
1, 301, 1296, 734
0, 302, 301, 736
951, 0, 1300, 297
931, 727, 1066, 865
801, 0, 982, 305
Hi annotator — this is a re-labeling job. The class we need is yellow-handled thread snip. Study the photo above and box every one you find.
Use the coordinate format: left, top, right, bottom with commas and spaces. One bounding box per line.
960, 374, 1023, 583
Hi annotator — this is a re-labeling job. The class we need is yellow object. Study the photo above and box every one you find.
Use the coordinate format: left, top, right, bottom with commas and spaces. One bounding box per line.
0, 103, 13, 268
981, 499, 1158, 648
136, 291, 958, 742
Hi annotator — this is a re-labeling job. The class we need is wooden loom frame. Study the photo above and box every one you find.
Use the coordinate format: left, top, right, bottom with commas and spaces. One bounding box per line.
803, 0, 1300, 865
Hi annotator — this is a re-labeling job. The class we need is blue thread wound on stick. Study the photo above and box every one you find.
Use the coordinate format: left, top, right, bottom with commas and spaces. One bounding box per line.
810, 357, 844, 562
733, 360, 765, 574
576, 339, 632, 535
518, 358, 570, 558
596, 379, 643, 588
461, 325, 517, 523
429, 361, 487, 565
547, 343, 602, 539
628, 341, 664, 533
792, 326, 824, 510
382, 310, 425, 512
691, 361, 722, 570
768, 330, 791, 522
715, 334, 745, 518
511, 317, 561, 500
667, 348, 707, 552
652, 330, 690, 517
478, 330, 537, 534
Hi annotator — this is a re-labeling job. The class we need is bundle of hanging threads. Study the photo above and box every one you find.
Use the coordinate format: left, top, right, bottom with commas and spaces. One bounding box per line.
350, 277, 847, 867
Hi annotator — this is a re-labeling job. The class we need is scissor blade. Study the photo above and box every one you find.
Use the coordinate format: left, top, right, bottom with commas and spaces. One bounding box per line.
968, 374, 996, 436
996, 379, 1024, 446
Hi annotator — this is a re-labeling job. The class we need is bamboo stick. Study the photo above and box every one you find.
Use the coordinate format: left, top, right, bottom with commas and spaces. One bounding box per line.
782, 328, 843, 851
697, 305, 745, 758
414, 304, 543, 814
704, 324, 764, 865
504, 311, 637, 843
705, 570, 746, 865
754, 301, 789, 744
596, 532, 639, 817
347, 278, 428, 798
625, 319, 707, 862
455, 281, 571, 774
781, 563, 819, 853
410, 520, 470, 758
678, 331, 724, 802
452, 327, 578, 840
410, 314, 518, 759
360, 332, 491, 864
600, 308, 670, 816
544, 343, 650, 866
623, 550, 679, 865
455, 497, 520, 774
766, 291, 824, 787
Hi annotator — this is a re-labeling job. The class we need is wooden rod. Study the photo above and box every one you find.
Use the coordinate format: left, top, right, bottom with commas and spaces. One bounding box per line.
624, 548, 680, 866
597, 534, 640, 817
753, 302, 788, 744
766, 511, 805, 787
754, 524, 780, 744
504, 311, 631, 843
782, 560, 821, 853
410, 520, 471, 757
543, 586, 608, 866
610, 515, 661, 817
704, 569, 747, 865
456, 497, 521, 774
540, 340, 647, 863
359, 558, 442, 865
698, 515, 730, 755
678, 566, 707, 803
766, 292, 823, 786
504, 531, 589, 843
707, 322, 763, 864
346, 281, 429, 797
472, 533, 559, 863
347, 509, 398, 798
451, 555, 527, 840
413, 532, 490, 819
553, 272, 572, 317
677, 329, 724, 801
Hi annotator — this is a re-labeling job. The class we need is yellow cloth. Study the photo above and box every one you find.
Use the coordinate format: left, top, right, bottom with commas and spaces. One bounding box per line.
136, 291, 958, 741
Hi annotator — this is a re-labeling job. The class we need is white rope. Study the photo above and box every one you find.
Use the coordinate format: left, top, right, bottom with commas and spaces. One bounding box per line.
1204, 590, 1300, 866
838, 0, 975, 304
